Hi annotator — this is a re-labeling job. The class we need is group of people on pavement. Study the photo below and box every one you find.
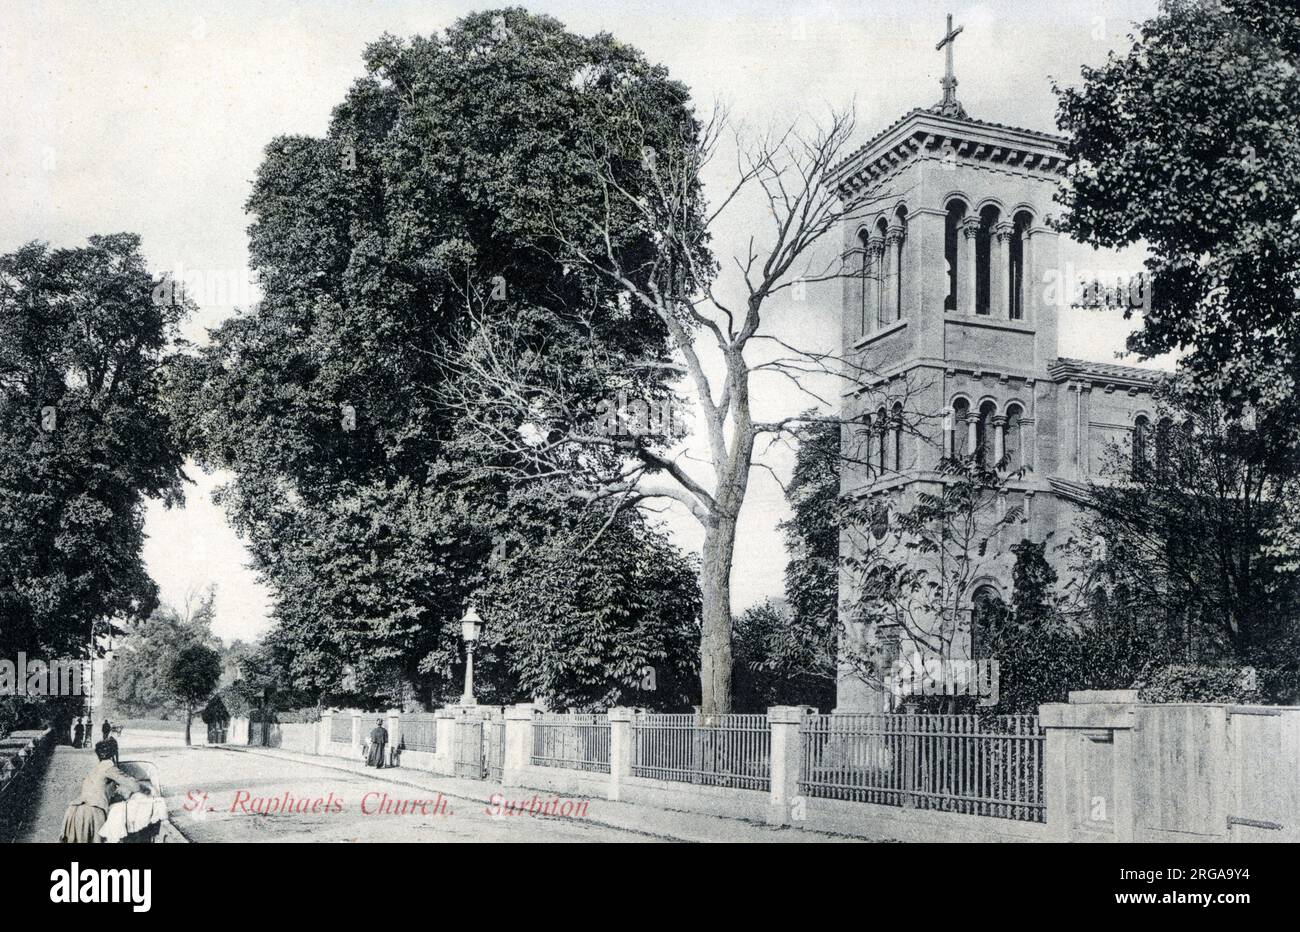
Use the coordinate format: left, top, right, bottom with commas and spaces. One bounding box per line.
69, 716, 118, 750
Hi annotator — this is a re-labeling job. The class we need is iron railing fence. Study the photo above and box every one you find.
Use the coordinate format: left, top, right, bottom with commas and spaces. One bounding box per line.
398, 712, 438, 753
632, 713, 771, 791
800, 713, 1045, 822
531, 713, 611, 773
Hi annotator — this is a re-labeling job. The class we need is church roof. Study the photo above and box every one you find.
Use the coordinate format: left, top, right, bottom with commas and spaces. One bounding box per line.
1048, 357, 1167, 388
833, 107, 1067, 177
830, 108, 1069, 195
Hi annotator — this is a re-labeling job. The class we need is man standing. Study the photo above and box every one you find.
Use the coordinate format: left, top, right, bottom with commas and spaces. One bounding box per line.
365, 719, 388, 769
99, 721, 119, 765
71, 718, 84, 749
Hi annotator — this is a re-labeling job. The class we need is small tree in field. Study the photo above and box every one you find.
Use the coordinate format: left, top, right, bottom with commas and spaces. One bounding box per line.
170, 645, 222, 747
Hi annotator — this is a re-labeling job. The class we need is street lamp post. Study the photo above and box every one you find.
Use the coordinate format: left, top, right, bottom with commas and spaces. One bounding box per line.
460, 604, 483, 707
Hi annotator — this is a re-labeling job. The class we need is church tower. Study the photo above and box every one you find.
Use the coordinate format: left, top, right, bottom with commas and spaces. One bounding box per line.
829, 16, 1157, 712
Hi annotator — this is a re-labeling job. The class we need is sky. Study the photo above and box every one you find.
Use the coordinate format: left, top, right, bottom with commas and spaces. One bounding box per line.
0, 0, 1163, 644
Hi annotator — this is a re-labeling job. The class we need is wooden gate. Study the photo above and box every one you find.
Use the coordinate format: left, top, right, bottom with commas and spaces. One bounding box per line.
1133, 703, 1300, 841
1225, 706, 1300, 841
485, 720, 506, 784
454, 719, 484, 780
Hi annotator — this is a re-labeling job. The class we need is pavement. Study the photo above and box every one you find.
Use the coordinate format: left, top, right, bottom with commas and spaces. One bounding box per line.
218, 744, 866, 842
15, 744, 97, 843
18, 733, 872, 842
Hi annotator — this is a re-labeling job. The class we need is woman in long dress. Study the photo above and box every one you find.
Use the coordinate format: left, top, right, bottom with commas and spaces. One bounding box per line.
60, 740, 141, 843
365, 720, 388, 769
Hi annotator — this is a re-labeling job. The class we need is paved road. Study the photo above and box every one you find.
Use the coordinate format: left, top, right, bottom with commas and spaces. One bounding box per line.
21, 734, 662, 843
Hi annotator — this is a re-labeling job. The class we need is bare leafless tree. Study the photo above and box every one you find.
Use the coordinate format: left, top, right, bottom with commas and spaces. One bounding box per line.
439, 103, 927, 715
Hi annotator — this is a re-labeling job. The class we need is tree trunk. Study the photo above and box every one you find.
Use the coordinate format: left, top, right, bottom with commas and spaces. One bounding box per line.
184, 707, 192, 747
699, 515, 738, 716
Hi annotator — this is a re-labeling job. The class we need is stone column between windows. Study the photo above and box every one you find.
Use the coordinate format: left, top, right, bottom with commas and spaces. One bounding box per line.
1020, 225, 1033, 321
966, 412, 979, 458
993, 414, 1007, 466
993, 220, 1015, 318
961, 216, 980, 316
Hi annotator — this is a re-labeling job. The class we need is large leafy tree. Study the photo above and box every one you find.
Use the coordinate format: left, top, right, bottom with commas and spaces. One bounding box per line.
442, 90, 891, 715
777, 417, 840, 675
105, 590, 220, 719
0, 234, 187, 666
1055, 0, 1300, 425
476, 511, 701, 711
179, 9, 704, 704
984, 541, 1172, 713
1077, 384, 1300, 667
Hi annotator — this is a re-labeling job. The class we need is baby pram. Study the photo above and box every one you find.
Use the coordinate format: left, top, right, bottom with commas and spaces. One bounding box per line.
102, 761, 178, 843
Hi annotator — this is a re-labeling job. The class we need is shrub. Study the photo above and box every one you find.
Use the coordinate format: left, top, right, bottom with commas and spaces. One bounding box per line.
276, 709, 322, 724
1137, 664, 1262, 704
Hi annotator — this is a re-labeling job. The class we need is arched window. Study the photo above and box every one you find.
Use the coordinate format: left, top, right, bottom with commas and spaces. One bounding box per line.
1009, 211, 1032, 320
890, 205, 907, 322
975, 205, 999, 315
950, 397, 970, 459
875, 218, 890, 326
1005, 403, 1024, 471
1132, 415, 1149, 478
944, 200, 965, 312
860, 413, 875, 477
971, 586, 1004, 660
858, 229, 871, 335
977, 400, 997, 467
891, 402, 903, 471
870, 501, 890, 540
876, 406, 888, 473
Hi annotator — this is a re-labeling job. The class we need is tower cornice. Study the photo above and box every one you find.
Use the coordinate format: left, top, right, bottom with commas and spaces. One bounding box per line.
831, 109, 1069, 198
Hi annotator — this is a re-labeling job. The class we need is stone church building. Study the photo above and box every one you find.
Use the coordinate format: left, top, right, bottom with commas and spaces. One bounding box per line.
832, 30, 1161, 712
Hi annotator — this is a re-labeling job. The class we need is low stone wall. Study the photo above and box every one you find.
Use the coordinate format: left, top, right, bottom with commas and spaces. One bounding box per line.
395, 748, 439, 772
513, 763, 608, 800
622, 776, 768, 822
803, 796, 1048, 842
274, 723, 319, 754
117, 726, 208, 747
0, 728, 54, 842
324, 740, 356, 760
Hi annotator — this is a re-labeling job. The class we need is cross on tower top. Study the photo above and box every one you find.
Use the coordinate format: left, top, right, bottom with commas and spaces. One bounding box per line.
931, 13, 968, 120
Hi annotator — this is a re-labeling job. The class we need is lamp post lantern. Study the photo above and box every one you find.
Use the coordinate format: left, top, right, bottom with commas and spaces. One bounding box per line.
460, 604, 483, 706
